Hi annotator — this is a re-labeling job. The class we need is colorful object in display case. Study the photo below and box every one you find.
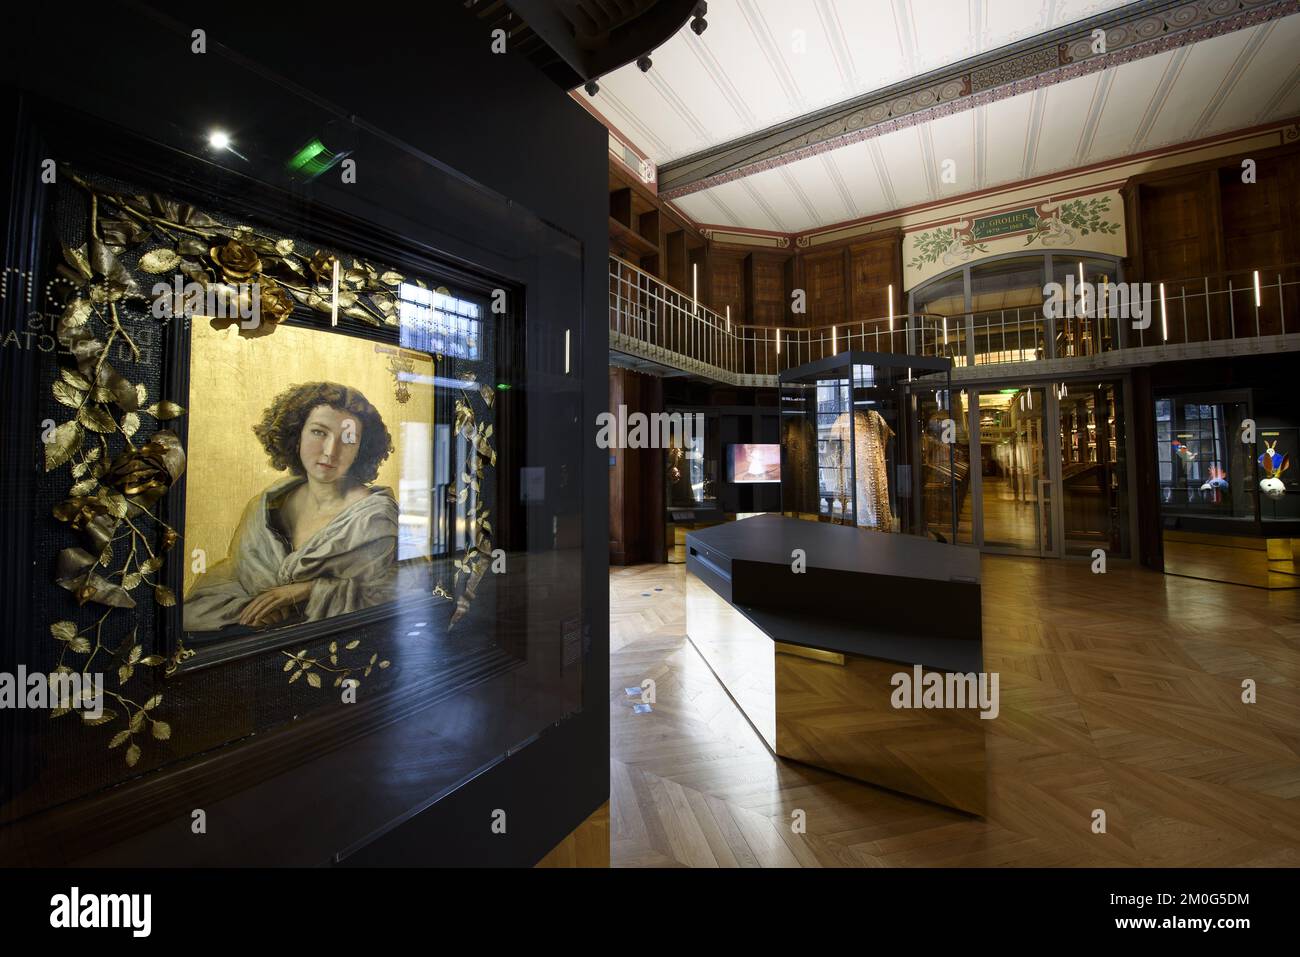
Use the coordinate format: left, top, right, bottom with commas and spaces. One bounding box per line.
1199, 465, 1228, 503
1259, 440, 1290, 500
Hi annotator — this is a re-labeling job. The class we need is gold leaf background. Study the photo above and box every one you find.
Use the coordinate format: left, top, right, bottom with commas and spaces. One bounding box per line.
183, 320, 434, 595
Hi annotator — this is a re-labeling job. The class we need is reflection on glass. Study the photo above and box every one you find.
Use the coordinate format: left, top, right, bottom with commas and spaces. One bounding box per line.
1156, 395, 1254, 519
1049, 258, 1118, 357
816, 378, 854, 523
666, 417, 711, 507
979, 388, 1048, 551
970, 258, 1046, 365
1059, 383, 1128, 556
918, 388, 971, 543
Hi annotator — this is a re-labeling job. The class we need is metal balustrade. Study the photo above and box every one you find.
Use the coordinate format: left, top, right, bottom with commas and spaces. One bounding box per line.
609, 255, 1300, 386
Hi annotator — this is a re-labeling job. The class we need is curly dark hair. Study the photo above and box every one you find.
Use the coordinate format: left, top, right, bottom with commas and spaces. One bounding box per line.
253, 382, 393, 484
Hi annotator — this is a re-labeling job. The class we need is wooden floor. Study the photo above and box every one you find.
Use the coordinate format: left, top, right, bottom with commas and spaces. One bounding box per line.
610, 557, 1300, 867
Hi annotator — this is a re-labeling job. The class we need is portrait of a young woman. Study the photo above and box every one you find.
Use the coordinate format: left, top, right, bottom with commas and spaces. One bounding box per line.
183, 382, 400, 632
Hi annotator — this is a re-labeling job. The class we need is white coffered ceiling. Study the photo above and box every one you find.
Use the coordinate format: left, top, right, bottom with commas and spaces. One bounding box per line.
585, 1, 1300, 235
591, 0, 1140, 164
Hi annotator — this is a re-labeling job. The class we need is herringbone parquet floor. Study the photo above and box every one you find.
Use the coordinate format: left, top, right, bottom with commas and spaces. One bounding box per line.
610, 557, 1300, 867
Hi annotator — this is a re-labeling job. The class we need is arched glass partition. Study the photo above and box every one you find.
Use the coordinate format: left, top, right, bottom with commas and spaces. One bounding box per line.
909, 251, 1124, 367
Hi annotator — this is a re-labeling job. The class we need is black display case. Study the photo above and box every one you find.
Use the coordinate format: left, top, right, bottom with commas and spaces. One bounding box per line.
778, 351, 956, 541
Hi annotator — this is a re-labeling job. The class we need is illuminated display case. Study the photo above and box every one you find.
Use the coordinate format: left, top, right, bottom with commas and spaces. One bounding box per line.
1156, 392, 1255, 520
778, 352, 955, 541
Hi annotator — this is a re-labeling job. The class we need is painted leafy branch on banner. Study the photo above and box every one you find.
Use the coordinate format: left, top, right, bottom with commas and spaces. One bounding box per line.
1053, 197, 1120, 237
907, 227, 989, 269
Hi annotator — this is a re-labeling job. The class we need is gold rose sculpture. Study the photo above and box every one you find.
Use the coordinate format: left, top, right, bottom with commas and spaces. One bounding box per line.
48, 168, 418, 766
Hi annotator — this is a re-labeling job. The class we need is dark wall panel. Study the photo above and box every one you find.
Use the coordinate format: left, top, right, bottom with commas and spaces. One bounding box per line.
4, 0, 609, 867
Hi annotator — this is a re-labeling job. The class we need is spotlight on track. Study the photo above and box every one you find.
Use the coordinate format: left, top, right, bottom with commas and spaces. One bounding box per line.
637, 55, 652, 72
584, 79, 599, 96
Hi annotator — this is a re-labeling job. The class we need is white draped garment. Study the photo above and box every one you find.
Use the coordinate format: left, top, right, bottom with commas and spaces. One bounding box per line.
183, 477, 399, 632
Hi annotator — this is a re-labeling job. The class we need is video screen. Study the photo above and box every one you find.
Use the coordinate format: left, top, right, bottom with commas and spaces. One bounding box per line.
728, 444, 781, 484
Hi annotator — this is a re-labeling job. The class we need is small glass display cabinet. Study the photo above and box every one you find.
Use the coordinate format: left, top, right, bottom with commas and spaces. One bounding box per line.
779, 351, 955, 541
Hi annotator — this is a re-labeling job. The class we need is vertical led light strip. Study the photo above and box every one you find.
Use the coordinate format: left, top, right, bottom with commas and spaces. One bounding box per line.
1254, 270, 1261, 308
564, 329, 571, 374
331, 258, 340, 326
888, 284, 894, 332
776, 328, 781, 355
692, 263, 698, 315
831, 325, 837, 355
1159, 283, 1167, 341
725, 305, 730, 332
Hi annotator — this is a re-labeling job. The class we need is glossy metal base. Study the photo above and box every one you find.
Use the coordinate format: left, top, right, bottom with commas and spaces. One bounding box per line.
686, 574, 987, 815
1163, 530, 1300, 589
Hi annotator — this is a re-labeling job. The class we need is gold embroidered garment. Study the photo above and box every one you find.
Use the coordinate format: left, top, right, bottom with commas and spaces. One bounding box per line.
830, 410, 896, 531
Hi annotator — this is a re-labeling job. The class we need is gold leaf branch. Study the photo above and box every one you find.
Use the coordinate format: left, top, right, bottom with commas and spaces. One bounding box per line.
280, 640, 390, 690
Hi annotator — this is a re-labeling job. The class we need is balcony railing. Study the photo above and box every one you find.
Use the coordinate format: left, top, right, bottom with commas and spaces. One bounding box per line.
609, 255, 1300, 384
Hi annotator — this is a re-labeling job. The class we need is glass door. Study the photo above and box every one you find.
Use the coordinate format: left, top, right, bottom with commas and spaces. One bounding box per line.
1058, 381, 1130, 556
976, 387, 1055, 555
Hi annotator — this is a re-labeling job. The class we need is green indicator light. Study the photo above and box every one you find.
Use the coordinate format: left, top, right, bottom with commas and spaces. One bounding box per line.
286, 138, 337, 178
496, 383, 511, 391
998, 388, 1019, 394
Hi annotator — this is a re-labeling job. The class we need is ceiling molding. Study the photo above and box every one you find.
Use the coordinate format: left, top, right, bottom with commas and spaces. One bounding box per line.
658, 0, 1299, 199
676, 117, 1300, 250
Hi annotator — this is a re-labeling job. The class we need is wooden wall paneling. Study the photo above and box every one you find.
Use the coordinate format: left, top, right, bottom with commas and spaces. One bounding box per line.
745, 253, 788, 326
665, 229, 687, 292
608, 369, 664, 565
688, 243, 707, 307
641, 376, 665, 564
711, 250, 744, 323
610, 187, 632, 228
638, 208, 660, 254
1122, 181, 1144, 283
742, 252, 756, 323
1138, 179, 1207, 281
1137, 177, 1217, 343
843, 246, 854, 331
1205, 169, 1227, 278
784, 255, 799, 327
848, 234, 901, 351
1125, 141, 1300, 343
1219, 161, 1287, 335
804, 250, 845, 327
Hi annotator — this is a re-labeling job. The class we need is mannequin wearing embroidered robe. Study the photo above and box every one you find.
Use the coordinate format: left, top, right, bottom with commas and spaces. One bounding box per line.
829, 409, 896, 531
183, 476, 399, 631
